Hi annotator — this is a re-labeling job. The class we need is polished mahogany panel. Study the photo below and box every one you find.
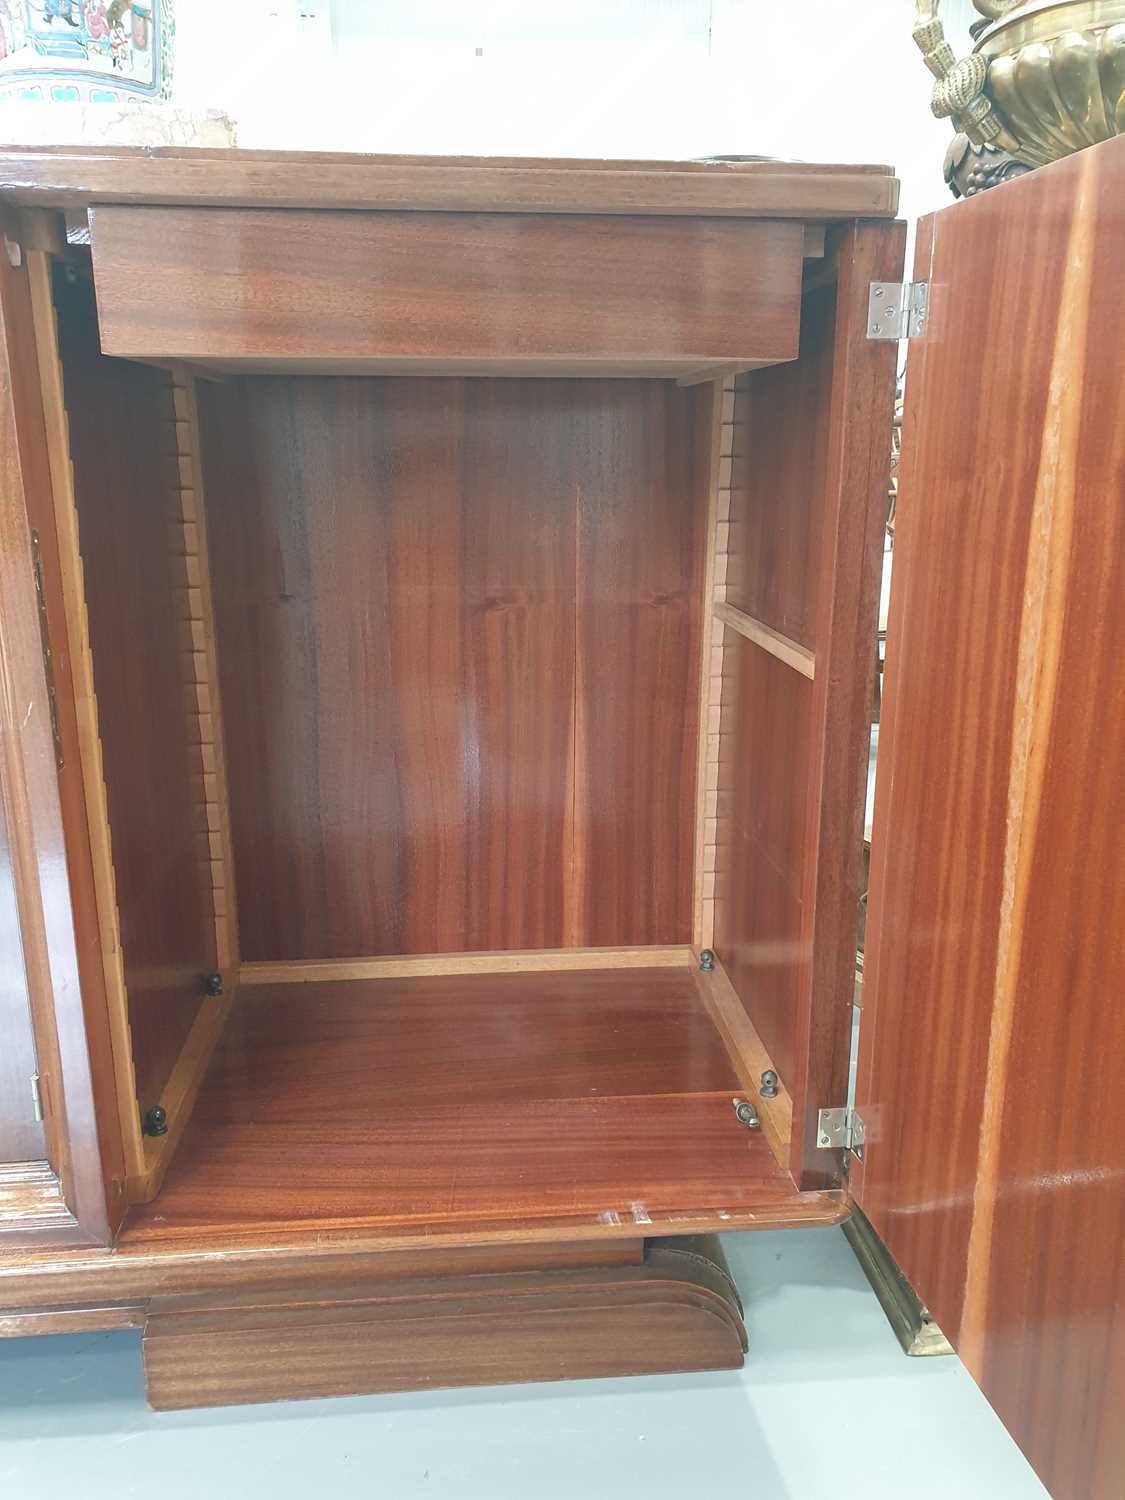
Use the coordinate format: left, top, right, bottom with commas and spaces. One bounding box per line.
202, 377, 702, 960
55, 271, 214, 1116
858, 138, 1125, 1500
713, 222, 903, 1187
724, 282, 836, 649
125, 968, 826, 1240
90, 207, 804, 365
575, 382, 706, 945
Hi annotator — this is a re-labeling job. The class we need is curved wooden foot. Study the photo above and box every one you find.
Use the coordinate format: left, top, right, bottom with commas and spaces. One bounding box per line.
142, 1234, 747, 1410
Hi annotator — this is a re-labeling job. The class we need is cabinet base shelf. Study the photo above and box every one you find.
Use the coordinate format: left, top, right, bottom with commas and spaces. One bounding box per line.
121, 965, 827, 1246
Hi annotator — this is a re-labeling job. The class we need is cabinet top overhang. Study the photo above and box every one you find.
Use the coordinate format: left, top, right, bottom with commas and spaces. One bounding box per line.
0, 145, 899, 220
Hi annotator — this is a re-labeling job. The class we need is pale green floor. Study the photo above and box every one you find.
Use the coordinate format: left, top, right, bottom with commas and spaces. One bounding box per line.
0, 1227, 1046, 1499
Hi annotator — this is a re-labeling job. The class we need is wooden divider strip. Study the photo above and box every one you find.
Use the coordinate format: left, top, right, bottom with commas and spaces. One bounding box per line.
692, 958, 793, 1169
713, 601, 816, 680
132, 370, 239, 1202
692, 376, 737, 952
240, 946, 695, 986
169, 373, 239, 974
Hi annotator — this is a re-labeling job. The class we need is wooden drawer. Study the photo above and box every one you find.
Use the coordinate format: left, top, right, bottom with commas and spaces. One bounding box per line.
88, 206, 805, 375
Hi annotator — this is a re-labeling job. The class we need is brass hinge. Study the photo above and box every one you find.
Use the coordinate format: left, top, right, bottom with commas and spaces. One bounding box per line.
29, 529, 63, 769
867, 281, 928, 341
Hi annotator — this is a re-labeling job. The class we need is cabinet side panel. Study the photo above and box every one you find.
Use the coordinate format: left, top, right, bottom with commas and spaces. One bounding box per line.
713, 632, 811, 1087
54, 270, 215, 1119
713, 301, 836, 1097
713, 220, 902, 1174
723, 284, 837, 649
202, 376, 702, 960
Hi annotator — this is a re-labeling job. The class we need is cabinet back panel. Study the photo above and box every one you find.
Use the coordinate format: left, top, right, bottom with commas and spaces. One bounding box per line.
724, 284, 836, 650
200, 377, 705, 960
56, 272, 216, 1116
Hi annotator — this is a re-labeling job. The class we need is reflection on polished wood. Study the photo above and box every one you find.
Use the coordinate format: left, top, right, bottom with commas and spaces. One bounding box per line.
91, 207, 804, 368
0, 789, 46, 1165
859, 138, 1125, 1500
124, 968, 836, 1245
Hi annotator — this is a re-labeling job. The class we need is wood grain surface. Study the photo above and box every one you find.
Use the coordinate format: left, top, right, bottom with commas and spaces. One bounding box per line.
90, 207, 804, 368
0, 1237, 647, 1317
714, 630, 811, 1091
18, 242, 140, 1202
788, 221, 905, 1188
54, 270, 215, 1118
141, 1237, 746, 1409
0, 146, 899, 219
124, 967, 822, 1242
857, 138, 1125, 1500
723, 282, 837, 649
202, 376, 704, 960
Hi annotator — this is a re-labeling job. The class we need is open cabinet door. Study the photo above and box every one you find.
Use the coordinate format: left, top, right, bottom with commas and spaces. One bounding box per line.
856, 137, 1125, 1500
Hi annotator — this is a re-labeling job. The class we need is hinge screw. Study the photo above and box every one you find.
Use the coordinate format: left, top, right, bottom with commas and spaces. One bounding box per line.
142, 1105, 168, 1137
204, 972, 224, 996
760, 1070, 779, 1098
698, 949, 715, 972
733, 1099, 760, 1128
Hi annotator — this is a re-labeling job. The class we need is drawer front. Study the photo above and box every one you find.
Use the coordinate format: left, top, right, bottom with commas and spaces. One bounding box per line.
90, 206, 804, 370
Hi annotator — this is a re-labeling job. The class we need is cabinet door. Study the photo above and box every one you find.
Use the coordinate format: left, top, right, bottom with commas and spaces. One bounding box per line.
0, 225, 123, 1245
857, 136, 1125, 1500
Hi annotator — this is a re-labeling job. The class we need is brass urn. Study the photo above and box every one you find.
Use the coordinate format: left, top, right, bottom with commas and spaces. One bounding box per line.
915, 1, 1125, 193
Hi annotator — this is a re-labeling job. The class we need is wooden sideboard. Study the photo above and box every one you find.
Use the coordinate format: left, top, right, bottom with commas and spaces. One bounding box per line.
0, 141, 1120, 1500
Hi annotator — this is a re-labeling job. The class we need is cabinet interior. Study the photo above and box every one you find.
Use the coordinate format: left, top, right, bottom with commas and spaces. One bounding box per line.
38, 238, 858, 1244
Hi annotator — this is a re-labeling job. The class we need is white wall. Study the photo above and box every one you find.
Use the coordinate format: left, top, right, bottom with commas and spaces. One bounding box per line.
171, 0, 981, 225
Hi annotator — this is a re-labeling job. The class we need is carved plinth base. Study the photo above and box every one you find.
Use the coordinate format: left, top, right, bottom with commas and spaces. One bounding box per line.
142, 1235, 747, 1411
